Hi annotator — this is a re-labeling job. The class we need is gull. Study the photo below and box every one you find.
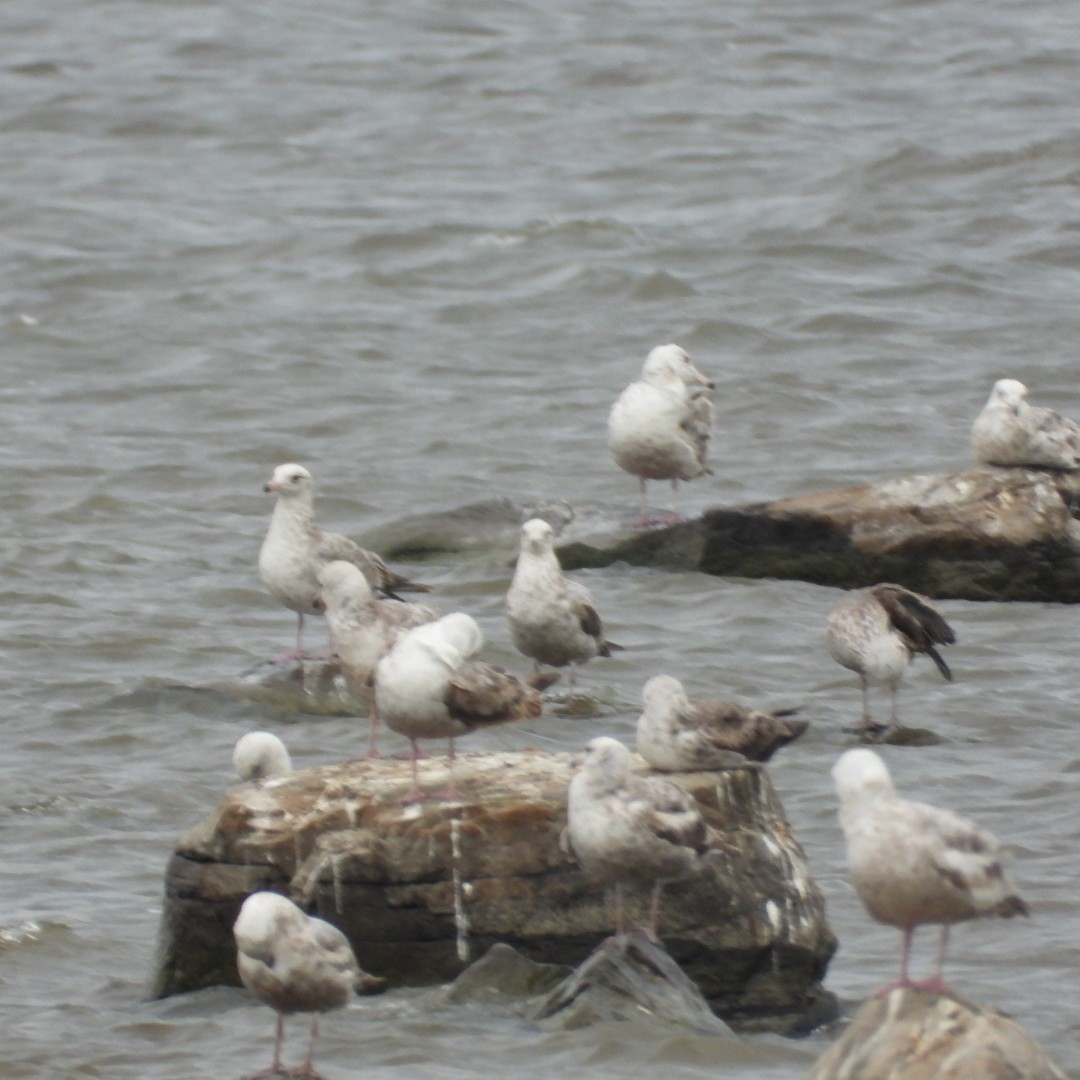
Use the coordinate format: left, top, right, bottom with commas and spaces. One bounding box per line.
506, 518, 617, 687
833, 748, 1028, 996
562, 736, 712, 937
374, 612, 546, 801
233, 732, 292, 783
607, 343, 714, 525
258, 463, 431, 660
316, 560, 438, 757
636, 674, 808, 771
971, 378, 1080, 470
825, 583, 955, 732
233, 891, 384, 1079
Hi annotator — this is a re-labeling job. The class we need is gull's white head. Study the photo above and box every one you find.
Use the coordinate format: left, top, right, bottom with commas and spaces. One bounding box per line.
642, 344, 714, 390
404, 612, 481, 668
989, 379, 1028, 411
641, 674, 686, 712
233, 731, 293, 783
831, 748, 895, 802
520, 517, 555, 556
582, 736, 632, 788
264, 462, 314, 498
434, 612, 483, 659
234, 891, 306, 950
316, 560, 374, 607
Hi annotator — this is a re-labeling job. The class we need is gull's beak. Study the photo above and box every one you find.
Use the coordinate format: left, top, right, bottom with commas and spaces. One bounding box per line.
264, 480, 282, 493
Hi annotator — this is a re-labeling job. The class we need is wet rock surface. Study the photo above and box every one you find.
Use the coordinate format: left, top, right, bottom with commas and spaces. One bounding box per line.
806, 986, 1067, 1080
557, 467, 1080, 602
151, 750, 836, 1032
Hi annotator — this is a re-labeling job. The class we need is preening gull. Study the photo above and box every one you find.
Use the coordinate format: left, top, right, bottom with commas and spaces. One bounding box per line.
233, 891, 384, 1079
506, 518, 617, 687
825, 583, 955, 732
562, 736, 712, 937
374, 612, 545, 801
233, 732, 292, 783
833, 748, 1028, 996
607, 343, 714, 525
636, 674, 808, 771
971, 378, 1080, 470
316, 560, 438, 757
258, 463, 431, 660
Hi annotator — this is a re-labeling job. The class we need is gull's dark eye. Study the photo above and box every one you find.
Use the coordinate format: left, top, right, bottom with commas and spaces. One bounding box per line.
291, 475, 302, 483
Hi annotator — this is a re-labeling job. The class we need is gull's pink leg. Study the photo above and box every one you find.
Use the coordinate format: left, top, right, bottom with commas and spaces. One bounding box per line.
401, 739, 427, 803
913, 925, 952, 994
872, 926, 915, 997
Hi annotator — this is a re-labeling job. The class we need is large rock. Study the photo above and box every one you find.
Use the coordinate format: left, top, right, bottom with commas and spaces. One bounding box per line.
807, 986, 1066, 1080
151, 750, 836, 1033
558, 467, 1080, 602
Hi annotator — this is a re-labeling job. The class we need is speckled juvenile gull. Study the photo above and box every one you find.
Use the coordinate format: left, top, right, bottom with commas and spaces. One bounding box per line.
233, 732, 292, 783
636, 674, 808, 772
971, 378, 1080, 470
825, 583, 955, 732
374, 612, 545, 801
562, 736, 711, 937
233, 891, 384, 1079
833, 748, 1028, 996
607, 344, 714, 524
317, 560, 438, 757
506, 518, 616, 686
258, 463, 431, 659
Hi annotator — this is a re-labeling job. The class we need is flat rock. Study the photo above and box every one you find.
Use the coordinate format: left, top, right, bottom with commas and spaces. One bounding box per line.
807, 987, 1066, 1080
558, 467, 1080, 602
151, 750, 836, 1033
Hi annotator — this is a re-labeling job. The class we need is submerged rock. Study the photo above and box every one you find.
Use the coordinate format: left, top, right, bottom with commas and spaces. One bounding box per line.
151, 750, 835, 1032
807, 986, 1066, 1080
533, 931, 734, 1035
557, 467, 1080, 602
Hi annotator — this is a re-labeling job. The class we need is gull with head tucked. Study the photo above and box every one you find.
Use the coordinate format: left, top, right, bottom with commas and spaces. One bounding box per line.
374, 612, 546, 801
258, 463, 431, 660
233, 891, 384, 1079
233, 732, 293, 784
506, 518, 617, 688
316, 560, 438, 757
832, 748, 1028, 997
608, 343, 714, 525
825, 583, 955, 733
971, 378, 1080, 470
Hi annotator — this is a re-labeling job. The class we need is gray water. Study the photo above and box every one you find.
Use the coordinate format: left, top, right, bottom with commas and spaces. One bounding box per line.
2, 0, 1079, 1076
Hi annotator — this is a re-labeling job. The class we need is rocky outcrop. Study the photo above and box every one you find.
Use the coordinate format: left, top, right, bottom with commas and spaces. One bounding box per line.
151, 750, 836, 1033
806, 986, 1066, 1080
558, 467, 1080, 602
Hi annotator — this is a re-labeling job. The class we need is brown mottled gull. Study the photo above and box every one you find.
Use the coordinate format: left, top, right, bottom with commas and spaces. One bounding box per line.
233, 891, 384, 1078
316, 560, 438, 757
607, 343, 714, 525
374, 612, 545, 801
233, 732, 292, 783
825, 583, 955, 732
562, 736, 711, 937
971, 378, 1080, 470
636, 674, 808, 771
506, 518, 617, 687
258, 463, 431, 660
833, 748, 1028, 996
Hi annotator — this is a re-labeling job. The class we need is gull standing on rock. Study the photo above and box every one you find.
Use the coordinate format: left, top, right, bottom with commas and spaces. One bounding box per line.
825, 583, 955, 733
971, 378, 1080, 470
375, 612, 546, 801
562, 736, 712, 938
636, 674, 809, 771
833, 748, 1028, 996
607, 343, 714, 525
233, 732, 293, 783
233, 891, 385, 1079
317, 560, 438, 757
506, 517, 617, 688
258, 463, 431, 660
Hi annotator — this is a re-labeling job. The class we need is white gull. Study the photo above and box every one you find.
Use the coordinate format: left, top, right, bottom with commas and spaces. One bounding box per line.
607, 343, 714, 525
833, 748, 1028, 996
233, 732, 292, 783
971, 378, 1080, 470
